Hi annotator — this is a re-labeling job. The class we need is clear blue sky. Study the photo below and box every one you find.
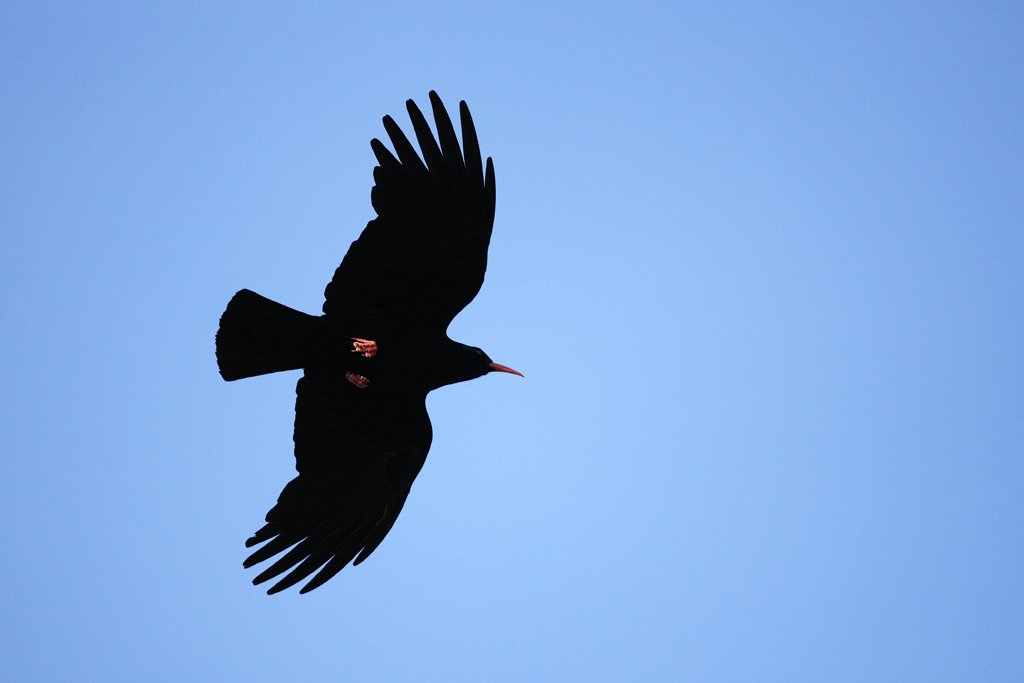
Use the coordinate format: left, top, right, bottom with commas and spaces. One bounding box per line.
3, 2, 1022, 681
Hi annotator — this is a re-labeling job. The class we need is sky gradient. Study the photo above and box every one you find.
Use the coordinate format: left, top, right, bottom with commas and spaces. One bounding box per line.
3, 2, 1022, 681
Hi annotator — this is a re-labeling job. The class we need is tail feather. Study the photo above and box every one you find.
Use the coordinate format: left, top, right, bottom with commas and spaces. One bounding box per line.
215, 289, 323, 381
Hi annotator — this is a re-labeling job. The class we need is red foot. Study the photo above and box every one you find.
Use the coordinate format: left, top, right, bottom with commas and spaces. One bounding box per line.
350, 337, 378, 358
345, 371, 369, 389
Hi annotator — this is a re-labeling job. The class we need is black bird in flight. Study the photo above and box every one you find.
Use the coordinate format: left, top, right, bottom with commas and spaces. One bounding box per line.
215, 92, 520, 595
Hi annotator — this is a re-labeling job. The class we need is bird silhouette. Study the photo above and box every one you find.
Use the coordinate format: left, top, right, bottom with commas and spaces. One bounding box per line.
215, 92, 520, 594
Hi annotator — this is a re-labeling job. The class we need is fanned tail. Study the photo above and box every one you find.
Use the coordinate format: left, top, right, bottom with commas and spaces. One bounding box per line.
215, 289, 323, 381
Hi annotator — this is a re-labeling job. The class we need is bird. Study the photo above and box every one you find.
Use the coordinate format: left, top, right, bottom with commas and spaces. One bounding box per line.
214, 92, 521, 595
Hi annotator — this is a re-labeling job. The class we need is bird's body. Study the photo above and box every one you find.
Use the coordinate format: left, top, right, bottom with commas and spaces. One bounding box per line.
215, 92, 519, 594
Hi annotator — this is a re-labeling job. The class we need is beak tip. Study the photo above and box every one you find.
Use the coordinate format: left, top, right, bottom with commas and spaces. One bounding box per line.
488, 362, 524, 378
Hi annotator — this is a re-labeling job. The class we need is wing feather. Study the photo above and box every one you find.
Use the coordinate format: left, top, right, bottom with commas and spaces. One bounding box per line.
407, 99, 445, 173
430, 92, 466, 183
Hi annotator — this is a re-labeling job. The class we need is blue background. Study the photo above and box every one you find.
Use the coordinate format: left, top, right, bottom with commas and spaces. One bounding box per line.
3, 2, 1022, 680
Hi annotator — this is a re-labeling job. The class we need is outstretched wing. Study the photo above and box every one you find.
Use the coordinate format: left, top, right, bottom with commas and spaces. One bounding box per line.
323, 91, 496, 333
244, 372, 431, 594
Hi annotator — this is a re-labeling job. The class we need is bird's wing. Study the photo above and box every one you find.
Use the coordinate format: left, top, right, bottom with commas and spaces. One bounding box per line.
323, 91, 496, 334
244, 372, 431, 594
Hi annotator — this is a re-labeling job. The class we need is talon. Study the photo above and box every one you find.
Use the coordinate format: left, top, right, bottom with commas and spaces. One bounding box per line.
345, 371, 369, 389
350, 337, 378, 358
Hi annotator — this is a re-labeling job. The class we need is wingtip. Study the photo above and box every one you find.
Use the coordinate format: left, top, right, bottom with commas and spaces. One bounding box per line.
253, 571, 294, 596
352, 545, 374, 566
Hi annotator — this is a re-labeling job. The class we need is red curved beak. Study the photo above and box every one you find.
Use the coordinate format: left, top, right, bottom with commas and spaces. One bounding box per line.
488, 362, 524, 378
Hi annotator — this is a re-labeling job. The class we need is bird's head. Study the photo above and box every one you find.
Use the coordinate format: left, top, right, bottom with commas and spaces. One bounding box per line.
429, 340, 523, 390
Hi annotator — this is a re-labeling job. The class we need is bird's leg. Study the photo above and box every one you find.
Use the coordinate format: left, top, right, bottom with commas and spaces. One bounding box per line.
350, 337, 378, 358
345, 371, 370, 389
